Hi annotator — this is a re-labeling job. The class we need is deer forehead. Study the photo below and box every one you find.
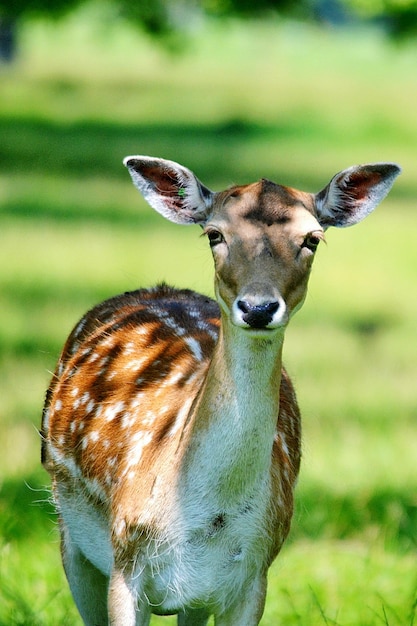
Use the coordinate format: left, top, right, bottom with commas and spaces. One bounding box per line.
210, 180, 321, 247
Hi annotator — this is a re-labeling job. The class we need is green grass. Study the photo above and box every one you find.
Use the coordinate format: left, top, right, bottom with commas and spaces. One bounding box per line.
1, 6, 416, 625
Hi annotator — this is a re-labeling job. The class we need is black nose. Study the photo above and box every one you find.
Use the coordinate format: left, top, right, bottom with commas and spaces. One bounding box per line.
237, 300, 280, 329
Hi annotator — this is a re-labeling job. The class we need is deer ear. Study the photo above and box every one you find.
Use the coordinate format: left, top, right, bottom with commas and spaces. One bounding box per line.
315, 163, 401, 229
124, 156, 214, 225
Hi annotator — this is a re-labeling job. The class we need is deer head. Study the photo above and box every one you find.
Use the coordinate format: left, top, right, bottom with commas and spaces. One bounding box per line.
124, 157, 400, 333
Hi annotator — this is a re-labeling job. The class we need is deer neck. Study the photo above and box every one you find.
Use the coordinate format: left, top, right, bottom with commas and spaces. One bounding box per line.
180, 317, 285, 504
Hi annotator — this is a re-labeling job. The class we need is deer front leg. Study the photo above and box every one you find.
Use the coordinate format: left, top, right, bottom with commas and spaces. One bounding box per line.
214, 574, 267, 626
109, 568, 151, 626
60, 519, 109, 626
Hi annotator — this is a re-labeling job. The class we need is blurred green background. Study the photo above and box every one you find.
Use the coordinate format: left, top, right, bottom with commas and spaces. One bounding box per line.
0, 1, 416, 624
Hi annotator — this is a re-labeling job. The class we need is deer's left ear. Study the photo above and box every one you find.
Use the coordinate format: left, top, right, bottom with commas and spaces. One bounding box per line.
124, 156, 214, 225
315, 163, 401, 229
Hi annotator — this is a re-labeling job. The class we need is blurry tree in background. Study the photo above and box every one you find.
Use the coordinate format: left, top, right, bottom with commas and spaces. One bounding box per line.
345, 0, 417, 36
1, 0, 417, 62
0, 0, 85, 61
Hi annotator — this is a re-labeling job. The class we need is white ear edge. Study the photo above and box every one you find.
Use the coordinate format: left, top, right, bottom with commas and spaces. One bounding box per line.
123, 155, 214, 225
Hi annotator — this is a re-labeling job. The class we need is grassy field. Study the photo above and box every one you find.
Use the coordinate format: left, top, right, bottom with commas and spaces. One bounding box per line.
1, 6, 416, 624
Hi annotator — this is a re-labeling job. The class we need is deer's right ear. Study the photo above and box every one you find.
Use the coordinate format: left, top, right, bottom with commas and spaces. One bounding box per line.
124, 156, 214, 225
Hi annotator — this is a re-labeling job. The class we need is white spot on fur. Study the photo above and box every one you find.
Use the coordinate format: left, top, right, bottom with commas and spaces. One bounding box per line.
121, 412, 135, 429
142, 410, 156, 426
125, 430, 153, 469
73, 319, 86, 337
94, 405, 103, 420
43, 408, 50, 429
184, 336, 203, 361
185, 371, 200, 386
114, 518, 126, 538
101, 337, 116, 349
130, 393, 144, 410
125, 356, 147, 372
104, 401, 125, 422
86, 399, 95, 415
168, 401, 192, 437
159, 367, 186, 390
278, 432, 290, 458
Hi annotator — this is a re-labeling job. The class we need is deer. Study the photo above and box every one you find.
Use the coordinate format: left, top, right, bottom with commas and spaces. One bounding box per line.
41, 156, 400, 626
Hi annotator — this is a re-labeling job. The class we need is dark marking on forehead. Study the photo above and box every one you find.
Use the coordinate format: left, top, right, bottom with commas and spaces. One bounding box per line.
243, 179, 301, 227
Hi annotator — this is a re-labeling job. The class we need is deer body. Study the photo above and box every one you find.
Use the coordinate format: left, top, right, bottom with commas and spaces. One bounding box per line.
42, 157, 400, 625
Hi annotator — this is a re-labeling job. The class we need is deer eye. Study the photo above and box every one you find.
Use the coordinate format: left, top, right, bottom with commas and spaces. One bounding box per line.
206, 229, 225, 248
302, 233, 322, 253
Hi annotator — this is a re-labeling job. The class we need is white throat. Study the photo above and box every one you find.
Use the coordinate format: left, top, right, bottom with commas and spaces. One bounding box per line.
180, 319, 284, 504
